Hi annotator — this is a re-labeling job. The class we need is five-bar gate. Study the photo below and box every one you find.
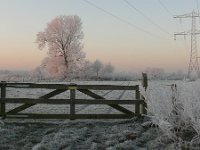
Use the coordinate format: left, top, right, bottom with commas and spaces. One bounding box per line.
0, 81, 147, 120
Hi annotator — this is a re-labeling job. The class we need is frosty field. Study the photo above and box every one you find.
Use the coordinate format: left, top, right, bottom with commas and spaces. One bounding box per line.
1, 80, 200, 149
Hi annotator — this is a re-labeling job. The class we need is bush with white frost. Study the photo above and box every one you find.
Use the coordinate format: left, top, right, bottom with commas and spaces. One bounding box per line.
141, 80, 200, 149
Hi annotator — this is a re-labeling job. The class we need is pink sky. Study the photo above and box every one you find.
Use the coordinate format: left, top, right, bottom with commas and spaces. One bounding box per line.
0, 0, 194, 72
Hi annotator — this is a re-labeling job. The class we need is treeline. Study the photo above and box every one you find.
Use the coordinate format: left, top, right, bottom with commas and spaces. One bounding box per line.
31, 59, 135, 81
0, 67, 186, 82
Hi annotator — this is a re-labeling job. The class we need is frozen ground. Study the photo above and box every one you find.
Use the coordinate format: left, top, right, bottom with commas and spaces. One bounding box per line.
0, 118, 163, 150
0, 80, 197, 149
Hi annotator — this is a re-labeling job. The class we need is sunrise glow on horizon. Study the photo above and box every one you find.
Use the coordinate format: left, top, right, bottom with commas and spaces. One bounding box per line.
0, 0, 197, 72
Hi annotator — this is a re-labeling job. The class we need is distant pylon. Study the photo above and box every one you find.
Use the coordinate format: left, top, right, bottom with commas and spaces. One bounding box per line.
174, 10, 200, 78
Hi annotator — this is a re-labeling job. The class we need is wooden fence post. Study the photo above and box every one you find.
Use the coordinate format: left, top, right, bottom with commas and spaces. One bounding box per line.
142, 73, 148, 91
135, 85, 140, 115
135, 85, 140, 99
142, 100, 147, 115
69, 83, 76, 120
0, 81, 6, 118
140, 94, 147, 115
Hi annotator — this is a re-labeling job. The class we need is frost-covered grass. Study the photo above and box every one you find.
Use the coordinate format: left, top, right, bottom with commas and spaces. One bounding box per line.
0, 118, 161, 150
141, 80, 200, 149
2, 80, 200, 149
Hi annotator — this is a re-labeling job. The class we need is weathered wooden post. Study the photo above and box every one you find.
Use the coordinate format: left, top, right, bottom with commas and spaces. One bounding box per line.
0, 81, 6, 118
69, 83, 76, 120
142, 99, 147, 115
135, 85, 140, 115
141, 73, 148, 115
142, 72, 148, 91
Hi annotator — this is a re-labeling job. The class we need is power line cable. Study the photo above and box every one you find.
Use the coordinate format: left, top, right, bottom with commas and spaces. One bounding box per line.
157, 0, 181, 41
123, 0, 171, 35
158, 0, 173, 17
83, 0, 160, 38
197, 0, 200, 12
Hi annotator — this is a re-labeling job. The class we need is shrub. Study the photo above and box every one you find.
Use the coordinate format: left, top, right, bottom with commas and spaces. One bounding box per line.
140, 80, 200, 149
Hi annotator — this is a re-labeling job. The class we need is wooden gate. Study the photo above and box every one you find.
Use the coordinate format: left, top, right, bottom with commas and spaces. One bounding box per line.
0, 81, 147, 119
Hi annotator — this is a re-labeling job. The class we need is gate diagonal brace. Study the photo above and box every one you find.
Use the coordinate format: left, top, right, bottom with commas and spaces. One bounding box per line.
6, 89, 67, 115
78, 89, 134, 114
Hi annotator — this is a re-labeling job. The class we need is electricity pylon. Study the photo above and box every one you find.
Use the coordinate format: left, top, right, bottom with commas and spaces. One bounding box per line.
174, 10, 200, 78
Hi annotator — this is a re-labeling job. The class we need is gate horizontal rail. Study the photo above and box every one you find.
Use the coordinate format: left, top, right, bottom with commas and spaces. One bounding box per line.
5, 114, 140, 119
1, 83, 138, 90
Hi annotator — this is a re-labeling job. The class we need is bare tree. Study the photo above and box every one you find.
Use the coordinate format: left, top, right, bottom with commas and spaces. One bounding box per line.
145, 67, 165, 79
92, 59, 103, 78
32, 67, 46, 81
103, 63, 114, 75
36, 15, 85, 79
79, 60, 93, 79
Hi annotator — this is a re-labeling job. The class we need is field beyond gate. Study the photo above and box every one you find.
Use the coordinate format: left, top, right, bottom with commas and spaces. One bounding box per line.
0, 81, 147, 119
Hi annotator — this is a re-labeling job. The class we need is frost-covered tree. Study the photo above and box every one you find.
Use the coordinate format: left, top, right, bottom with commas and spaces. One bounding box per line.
92, 59, 103, 78
36, 15, 85, 79
103, 63, 114, 75
145, 67, 165, 79
79, 60, 93, 79
32, 67, 47, 81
